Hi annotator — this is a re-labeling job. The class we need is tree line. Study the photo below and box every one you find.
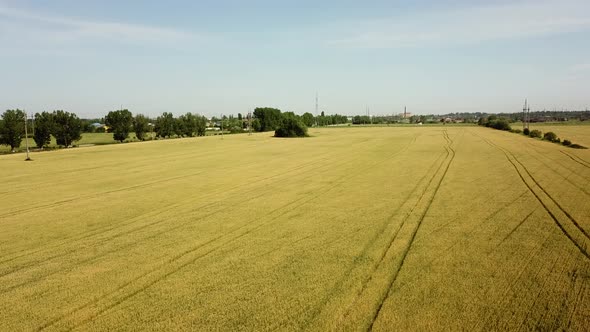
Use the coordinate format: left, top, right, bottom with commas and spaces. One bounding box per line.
0, 109, 82, 151
0, 109, 210, 152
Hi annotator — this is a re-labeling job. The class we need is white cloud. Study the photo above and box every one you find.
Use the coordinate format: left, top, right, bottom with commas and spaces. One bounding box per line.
0, 5, 193, 50
326, 0, 590, 48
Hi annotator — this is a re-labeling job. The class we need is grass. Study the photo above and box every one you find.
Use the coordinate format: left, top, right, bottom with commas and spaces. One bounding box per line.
1, 126, 589, 330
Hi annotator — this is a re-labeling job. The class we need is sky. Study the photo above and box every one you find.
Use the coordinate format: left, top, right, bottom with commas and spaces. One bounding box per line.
1, 0, 589, 118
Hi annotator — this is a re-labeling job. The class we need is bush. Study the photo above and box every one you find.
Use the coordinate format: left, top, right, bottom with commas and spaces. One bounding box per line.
489, 119, 511, 131
543, 131, 558, 142
229, 126, 243, 134
570, 144, 588, 149
274, 117, 308, 137
529, 129, 542, 138
562, 139, 572, 146
523, 128, 530, 136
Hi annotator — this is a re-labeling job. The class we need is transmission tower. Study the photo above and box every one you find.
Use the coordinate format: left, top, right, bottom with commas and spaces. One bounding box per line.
315, 92, 319, 127
523, 99, 527, 131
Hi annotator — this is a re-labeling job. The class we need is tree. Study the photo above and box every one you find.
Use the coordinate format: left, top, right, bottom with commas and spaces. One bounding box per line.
105, 109, 133, 143
543, 131, 558, 142
529, 129, 542, 138
33, 112, 54, 148
253, 107, 282, 132
154, 112, 176, 138
52, 110, 82, 147
133, 114, 150, 141
195, 115, 207, 136
275, 115, 308, 137
0, 109, 25, 151
301, 112, 315, 127
177, 112, 200, 137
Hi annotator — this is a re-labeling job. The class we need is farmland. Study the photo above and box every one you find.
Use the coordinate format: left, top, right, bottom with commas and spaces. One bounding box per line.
1, 126, 589, 331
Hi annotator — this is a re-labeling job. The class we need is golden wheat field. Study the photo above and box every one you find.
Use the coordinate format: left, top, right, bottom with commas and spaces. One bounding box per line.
1, 126, 589, 331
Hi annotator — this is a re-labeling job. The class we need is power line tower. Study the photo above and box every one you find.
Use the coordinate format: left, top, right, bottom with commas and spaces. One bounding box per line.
315, 92, 319, 127
522, 99, 527, 131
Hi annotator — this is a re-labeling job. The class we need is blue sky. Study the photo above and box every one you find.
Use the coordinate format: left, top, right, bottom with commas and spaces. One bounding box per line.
1, 0, 589, 118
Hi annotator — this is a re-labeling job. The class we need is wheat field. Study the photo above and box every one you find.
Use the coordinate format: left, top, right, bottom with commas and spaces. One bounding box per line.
1, 126, 589, 331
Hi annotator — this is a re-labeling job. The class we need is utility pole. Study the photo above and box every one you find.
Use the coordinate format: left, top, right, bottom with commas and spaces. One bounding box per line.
248, 111, 252, 135
523, 99, 527, 131
24, 111, 32, 161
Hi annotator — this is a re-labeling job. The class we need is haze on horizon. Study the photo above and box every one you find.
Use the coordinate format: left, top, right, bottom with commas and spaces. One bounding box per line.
1, 0, 589, 119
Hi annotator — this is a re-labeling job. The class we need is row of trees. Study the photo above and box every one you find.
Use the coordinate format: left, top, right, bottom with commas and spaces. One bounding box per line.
104, 110, 208, 141
0, 109, 83, 151
250, 107, 309, 137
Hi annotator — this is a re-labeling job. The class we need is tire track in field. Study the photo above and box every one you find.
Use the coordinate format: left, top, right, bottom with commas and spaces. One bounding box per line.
35, 133, 420, 331
0, 169, 209, 219
510, 154, 590, 242
0, 143, 241, 200
521, 255, 570, 331
474, 220, 557, 330
0, 144, 363, 293
273, 144, 447, 330
565, 274, 587, 330
522, 142, 590, 189
329, 130, 456, 331
0, 152, 346, 281
525, 143, 590, 192
0, 132, 379, 261
477, 134, 590, 261
390, 195, 533, 297
497, 210, 535, 247
366, 130, 456, 331
0, 143, 315, 220
560, 150, 590, 169
0, 151, 337, 266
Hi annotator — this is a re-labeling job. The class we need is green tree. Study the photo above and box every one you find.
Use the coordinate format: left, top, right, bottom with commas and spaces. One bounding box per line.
177, 112, 200, 137
543, 131, 558, 142
33, 111, 54, 148
105, 109, 133, 142
154, 112, 176, 138
253, 107, 282, 132
133, 114, 150, 141
52, 110, 82, 147
275, 115, 308, 137
0, 109, 26, 151
195, 115, 207, 136
301, 112, 314, 127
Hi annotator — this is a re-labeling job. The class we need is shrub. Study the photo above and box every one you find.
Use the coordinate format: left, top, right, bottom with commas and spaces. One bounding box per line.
570, 144, 588, 149
274, 117, 308, 137
229, 126, 243, 134
489, 119, 511, 131
543, 132, 558, 142
523, 128, 530, 136
562, 139, 572, 146
529, 129, 542, 138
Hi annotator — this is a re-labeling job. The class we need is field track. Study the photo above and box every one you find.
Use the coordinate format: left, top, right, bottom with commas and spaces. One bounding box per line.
1, 126, 589, 331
